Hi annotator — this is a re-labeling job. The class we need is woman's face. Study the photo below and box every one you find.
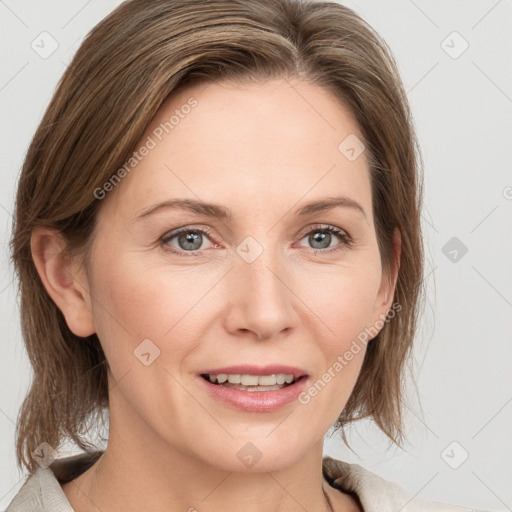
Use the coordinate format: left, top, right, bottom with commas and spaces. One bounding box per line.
79, 78, 397, 472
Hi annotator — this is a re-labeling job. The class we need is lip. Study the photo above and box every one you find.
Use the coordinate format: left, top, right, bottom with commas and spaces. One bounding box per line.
198, 365, 309, 413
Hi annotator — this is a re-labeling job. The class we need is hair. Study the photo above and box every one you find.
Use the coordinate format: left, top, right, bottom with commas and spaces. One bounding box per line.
10, 0, 424, 474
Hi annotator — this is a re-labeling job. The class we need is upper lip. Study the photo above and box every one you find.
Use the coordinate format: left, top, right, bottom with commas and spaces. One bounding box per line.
200, 365, 308, 380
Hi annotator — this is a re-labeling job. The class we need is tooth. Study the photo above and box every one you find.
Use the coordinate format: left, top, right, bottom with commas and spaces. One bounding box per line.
241, 374, 259, 386
208, 372, 297, 386
258, 375, 277, 386
246, 385, 282, 392
275, 374, 286, 385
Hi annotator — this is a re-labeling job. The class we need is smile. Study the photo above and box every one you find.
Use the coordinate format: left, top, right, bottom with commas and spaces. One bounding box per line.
203, 373, 296, 391
198, 367, 309, 412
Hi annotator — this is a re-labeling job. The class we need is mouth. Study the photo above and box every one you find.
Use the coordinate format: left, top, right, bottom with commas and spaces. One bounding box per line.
197, 365, 309, 411
200, 372, 307, 392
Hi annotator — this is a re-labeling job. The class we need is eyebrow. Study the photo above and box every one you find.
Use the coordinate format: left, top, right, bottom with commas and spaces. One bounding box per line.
134, 195, 367, 221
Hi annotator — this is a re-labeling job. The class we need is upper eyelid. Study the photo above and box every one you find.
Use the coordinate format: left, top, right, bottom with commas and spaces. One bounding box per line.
297, 224, 348, 237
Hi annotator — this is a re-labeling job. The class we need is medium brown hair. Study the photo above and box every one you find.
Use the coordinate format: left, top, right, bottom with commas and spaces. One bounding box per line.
10, 0, 424, 473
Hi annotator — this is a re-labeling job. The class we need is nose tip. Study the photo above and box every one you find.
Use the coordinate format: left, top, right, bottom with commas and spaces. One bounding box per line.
223, 256, 298, 341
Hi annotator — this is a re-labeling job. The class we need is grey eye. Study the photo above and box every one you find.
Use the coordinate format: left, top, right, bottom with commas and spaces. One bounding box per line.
176, 231, 204, 251
308, 231, 333, 249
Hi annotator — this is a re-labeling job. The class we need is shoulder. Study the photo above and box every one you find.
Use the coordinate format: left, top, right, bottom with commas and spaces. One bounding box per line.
322, 455, 488, 512
5, 451, 102, 512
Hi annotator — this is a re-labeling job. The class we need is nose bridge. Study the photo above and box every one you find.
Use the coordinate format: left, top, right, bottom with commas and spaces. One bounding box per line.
225, 235, 297, 339
238, 236, 288, 305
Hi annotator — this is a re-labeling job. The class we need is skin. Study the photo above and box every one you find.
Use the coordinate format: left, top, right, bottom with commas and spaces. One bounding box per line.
32, 78, 400, 511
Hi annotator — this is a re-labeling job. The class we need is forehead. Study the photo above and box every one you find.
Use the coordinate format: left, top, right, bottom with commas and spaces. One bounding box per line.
101, 78, 372, 223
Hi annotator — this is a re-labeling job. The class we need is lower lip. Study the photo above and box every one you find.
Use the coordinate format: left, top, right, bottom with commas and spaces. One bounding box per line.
198, 375, 309, 412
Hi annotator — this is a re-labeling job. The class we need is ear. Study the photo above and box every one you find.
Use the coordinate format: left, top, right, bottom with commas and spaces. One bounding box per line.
30, 227, 96, 337
372, 227, 401, 325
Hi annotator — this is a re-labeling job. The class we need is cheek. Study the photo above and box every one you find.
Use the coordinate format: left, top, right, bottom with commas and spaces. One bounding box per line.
296, 259, 382, 347
294, 269, 378, 425
88, 252, 223, 367
292, 256, 381, 407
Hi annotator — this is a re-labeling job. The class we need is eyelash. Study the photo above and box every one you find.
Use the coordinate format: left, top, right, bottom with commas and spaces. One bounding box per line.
159, 224, 354, 257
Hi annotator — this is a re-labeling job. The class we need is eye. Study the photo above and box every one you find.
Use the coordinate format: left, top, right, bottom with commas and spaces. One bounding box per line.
297, 224, 353, 254
160, 226, 218, 256
159, 224, 353, 257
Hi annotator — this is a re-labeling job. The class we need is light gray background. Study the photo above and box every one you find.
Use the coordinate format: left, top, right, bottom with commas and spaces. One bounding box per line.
1, 0, 511, 510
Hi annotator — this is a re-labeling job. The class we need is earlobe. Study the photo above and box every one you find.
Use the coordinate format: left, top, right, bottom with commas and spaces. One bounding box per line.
30, 227, 96, 337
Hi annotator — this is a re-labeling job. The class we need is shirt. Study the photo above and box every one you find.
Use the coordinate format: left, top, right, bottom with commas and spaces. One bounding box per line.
5, 450, 486, 511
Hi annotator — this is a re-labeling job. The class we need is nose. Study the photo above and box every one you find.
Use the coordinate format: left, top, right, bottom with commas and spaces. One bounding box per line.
222, 246, 299, 341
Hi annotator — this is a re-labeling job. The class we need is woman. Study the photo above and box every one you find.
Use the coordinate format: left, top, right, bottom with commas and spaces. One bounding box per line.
6, 0, 486, 510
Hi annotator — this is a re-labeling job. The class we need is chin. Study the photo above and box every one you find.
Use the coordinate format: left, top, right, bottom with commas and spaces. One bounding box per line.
197, 432, 313, 474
